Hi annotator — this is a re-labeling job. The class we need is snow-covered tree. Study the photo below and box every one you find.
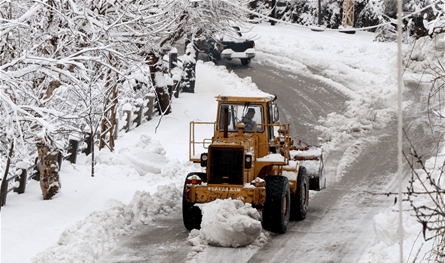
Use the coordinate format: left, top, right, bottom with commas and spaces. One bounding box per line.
1, 0, 252, 188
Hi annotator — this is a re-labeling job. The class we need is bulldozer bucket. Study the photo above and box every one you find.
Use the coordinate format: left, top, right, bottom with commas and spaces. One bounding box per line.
291, 144, 326, 191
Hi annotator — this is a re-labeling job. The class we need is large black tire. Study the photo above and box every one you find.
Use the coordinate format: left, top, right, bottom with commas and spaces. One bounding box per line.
262, 176, 291, 234
290, 167, 309, 221
240, 58, 251, 66
182, 172, 206, 230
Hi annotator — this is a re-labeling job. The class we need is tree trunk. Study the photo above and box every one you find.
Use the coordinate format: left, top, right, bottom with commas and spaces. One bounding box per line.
37, 142, 61, 200
1, 141, 14, 207
146, 51, 171, 114
91, 134, 95, 177
270, 0, 276, 26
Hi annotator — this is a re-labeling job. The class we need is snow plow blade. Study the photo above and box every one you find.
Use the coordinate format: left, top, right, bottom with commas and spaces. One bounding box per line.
291, 141, 326, 191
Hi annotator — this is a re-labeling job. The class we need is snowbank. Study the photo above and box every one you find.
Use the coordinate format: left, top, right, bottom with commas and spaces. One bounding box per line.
185, 199, 269, 262
194, 199, 262, 248
32, 185, 181, 263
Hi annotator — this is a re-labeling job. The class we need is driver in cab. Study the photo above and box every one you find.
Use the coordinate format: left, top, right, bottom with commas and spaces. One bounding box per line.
242, 108, 256, 131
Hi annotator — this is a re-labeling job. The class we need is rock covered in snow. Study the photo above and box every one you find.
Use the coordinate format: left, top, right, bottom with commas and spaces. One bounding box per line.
196, 199, 262, 247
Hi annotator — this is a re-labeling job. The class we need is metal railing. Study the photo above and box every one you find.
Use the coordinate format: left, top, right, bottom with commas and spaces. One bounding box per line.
189, 121, 216, 162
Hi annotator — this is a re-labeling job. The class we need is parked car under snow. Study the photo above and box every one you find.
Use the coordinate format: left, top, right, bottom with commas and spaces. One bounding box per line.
187, 27, 256, 66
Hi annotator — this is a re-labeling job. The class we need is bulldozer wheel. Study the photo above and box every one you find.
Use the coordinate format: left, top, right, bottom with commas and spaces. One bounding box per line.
262, 176, 290, 234
182, 173, 205, 230
290, 167, 309, 221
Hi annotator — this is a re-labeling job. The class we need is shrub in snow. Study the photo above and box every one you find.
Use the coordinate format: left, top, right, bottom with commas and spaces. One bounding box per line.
405, 147, 445, 261
195, 199, 262, 247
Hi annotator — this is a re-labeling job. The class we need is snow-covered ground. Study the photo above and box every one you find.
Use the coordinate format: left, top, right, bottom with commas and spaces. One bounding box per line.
2, 22, 439, 263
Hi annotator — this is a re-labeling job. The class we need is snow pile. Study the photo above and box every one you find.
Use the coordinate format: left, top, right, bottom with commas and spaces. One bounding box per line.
96, 134, 167, 176
404, 33, 445, 74
359, 195, 434, 263
359, 148, 444, 263
188, 199, 262, 248
32, 185, 181, 263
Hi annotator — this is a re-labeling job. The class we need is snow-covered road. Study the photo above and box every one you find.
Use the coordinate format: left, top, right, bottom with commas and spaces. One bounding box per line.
97, 59, 437, 263
2, 22, 439, 263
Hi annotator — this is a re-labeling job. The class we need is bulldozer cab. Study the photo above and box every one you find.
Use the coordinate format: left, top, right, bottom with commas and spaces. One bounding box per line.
217, 103, 265, 133
213, 96, 284, 160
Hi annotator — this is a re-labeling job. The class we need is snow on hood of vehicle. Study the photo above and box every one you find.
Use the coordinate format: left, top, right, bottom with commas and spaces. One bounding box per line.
189, 199, 262, 248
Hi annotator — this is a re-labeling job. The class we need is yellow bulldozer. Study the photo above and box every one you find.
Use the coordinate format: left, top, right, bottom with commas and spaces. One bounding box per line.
183, 95, 325, 234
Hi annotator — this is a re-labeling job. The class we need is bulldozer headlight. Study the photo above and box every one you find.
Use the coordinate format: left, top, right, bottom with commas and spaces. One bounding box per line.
187, 175, 202, 185
245, 155, 252, 169
201, 153, 208, 167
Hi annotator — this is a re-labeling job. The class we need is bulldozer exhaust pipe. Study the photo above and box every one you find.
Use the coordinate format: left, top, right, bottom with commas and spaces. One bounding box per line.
224, 107, 229, 138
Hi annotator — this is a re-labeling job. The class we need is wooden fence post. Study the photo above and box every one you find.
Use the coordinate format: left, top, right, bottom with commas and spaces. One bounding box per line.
67, 139, 79, 164
181, 56, 196, 93
114, 118, 119, 139
145, 96, 154, 121
134, 104, 143, 127
32, 157, 40, 181
123, 110, 131, 132
167, 84, 174, 98
14, 168, 27, 194
82, 134, 92, 156
169, 51, 178, 74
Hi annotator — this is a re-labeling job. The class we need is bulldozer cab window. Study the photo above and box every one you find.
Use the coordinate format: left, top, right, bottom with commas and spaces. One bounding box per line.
218, 104, 264, 132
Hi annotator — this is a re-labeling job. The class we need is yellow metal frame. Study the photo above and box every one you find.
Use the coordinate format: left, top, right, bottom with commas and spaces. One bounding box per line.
189, 121, 216, 162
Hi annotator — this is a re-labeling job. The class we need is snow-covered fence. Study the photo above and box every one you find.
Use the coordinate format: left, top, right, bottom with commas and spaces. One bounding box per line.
0, 162, 30, 206
0, 135, 96, 207
181, 43, 197, 93
165, 49, 183, 99
121, 96, 155, 133
63, 135, 95, 164
1, 156, 48, 206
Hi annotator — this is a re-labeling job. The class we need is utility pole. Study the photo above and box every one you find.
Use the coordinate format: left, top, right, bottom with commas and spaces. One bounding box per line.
318, 0, 321, 25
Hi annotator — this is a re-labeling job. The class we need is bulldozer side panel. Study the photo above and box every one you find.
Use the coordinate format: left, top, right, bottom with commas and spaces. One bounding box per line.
185, 184, 266, 207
